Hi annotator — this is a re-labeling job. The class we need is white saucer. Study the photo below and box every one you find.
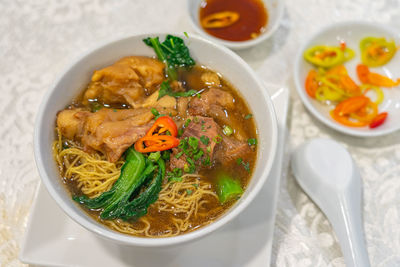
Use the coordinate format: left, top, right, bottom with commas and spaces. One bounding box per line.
20, 84, 289, 267
294, 21, 400, 137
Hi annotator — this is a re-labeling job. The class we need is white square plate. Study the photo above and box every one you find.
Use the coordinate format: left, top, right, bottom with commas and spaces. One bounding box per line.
20, 84, 289, 267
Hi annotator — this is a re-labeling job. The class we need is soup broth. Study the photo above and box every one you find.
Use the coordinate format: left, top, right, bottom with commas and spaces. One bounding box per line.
199, 0, 268, 41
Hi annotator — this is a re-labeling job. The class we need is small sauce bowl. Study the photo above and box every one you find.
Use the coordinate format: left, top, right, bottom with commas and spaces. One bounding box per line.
187, 0, 284, 50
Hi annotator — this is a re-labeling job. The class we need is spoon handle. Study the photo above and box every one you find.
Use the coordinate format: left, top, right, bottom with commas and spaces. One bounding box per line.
331, 191, 370, 267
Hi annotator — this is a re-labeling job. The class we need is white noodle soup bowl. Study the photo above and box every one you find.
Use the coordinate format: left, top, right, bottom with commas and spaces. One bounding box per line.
34, 33, 278, 247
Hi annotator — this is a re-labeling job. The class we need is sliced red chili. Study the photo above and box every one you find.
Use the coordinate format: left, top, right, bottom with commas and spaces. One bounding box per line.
305, 70, 319, 98
357, 64, 400, 87
134, 135, 180, 153
334, 96, 369, 116
146, 116, 178, 137
369, 112, 388, 128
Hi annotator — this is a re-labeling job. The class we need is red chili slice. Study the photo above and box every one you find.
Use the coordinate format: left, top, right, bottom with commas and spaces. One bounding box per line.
369, 112, 388, 128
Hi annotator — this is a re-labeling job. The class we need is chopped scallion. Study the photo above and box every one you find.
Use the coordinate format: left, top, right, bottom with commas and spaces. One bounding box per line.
244, 114, 253, 120
200, 135, 209, 145
151, 108, 159, 117
223, 125, 233, 136
247, 138, 258, 146
148, 151, 161, 162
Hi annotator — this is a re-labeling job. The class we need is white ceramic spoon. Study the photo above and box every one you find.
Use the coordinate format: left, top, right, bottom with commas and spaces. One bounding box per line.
291, 138, 370, 267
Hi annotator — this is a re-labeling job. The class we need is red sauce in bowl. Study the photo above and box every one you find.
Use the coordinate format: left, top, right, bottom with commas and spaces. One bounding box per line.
199, 0, 268, 42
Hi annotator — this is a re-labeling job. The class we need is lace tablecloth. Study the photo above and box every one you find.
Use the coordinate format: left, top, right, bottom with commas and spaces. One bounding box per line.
1, 0, 399, 266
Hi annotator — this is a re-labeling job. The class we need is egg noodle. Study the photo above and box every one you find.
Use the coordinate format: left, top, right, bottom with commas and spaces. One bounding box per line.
52, 128, 219, 237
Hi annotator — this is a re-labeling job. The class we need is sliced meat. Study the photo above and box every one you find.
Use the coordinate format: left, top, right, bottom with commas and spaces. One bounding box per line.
214, 135, 252, 166
82, 56, 165, 106
177, 97, 190, 118
188, 88, 234, 115
57, 108, 154, 162
169, 116, 219, 171
189, 88, 247, 141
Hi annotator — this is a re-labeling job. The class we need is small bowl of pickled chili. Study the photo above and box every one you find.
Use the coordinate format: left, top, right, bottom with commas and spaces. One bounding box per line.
188, 0, 284, 50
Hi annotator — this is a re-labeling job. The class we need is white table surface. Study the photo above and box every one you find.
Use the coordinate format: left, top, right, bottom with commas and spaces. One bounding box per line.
1, 0, 400, 266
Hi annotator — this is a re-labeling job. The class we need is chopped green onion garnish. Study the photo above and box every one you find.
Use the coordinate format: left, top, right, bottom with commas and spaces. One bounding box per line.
193, 149, 204, 160
148, 151, 161, 162
242, 161, 250, 172
223, 125, 233, 136
244, 114, 253, 120
183, 163, 190, 173
175, 151, 184, 159
184, 119, 192, 127
247, 138, 258, 146
202, 156, 211, 166
212, 135, 222, 144
200, 135, 209, 145
188, 136, 199, 150
162, 150, 171, 160
169, 176, 183, 182
151, 108, 159, 117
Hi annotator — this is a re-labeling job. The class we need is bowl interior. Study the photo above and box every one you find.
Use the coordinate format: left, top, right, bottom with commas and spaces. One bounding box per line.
187, 0, 284, 49
35, 33, 278, 246
294, 21, 400, 137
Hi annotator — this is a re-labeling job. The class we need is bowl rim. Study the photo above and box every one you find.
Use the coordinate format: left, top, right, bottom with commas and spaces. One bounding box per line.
186, 0, 285, 50
293, 20, 400, 137
34, 32, 278, 247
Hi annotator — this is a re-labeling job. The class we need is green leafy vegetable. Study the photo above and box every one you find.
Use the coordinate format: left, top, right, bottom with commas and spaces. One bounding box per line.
143, 34, 195, 81
73, 147, 146, 212
216, 172, 243, 204
73, 148, 166, 221
118, 158, 166, 220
